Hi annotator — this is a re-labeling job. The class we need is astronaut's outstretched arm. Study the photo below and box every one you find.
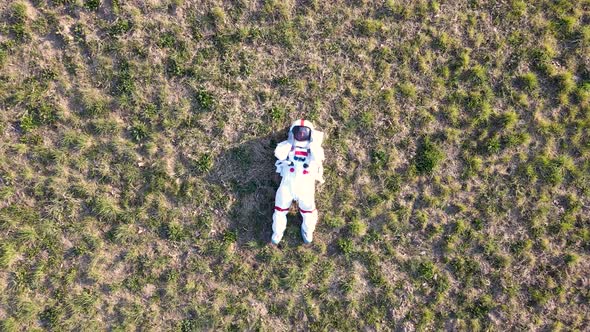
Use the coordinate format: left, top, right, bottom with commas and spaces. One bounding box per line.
309, 144, 325, 184
309, 131, 325, 162
274, 140, 291, 161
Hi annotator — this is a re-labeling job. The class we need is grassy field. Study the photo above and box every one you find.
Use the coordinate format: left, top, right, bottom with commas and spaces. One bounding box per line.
0, 0, 589, 330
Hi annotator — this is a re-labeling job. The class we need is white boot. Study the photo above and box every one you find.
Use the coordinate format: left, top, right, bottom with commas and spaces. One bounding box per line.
301, 228, 313, 244
271, 208, 288, 244
300, 208, 317, 244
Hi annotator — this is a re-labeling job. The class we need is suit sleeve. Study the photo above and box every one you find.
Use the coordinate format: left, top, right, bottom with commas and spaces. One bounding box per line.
274, 140, 291, 161
310, 145, 324, 163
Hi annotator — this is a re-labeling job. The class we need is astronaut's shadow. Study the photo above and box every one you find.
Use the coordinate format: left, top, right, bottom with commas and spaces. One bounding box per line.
207, 130, 291, 246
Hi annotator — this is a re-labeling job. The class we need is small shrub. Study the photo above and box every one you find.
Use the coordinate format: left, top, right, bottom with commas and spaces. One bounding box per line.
530, 288, 550, 306
20, 111, 36, 133
416, 260, 436, 281
370, 149, 388, 170
33, 102, 59, 125
222, 230, 237, 243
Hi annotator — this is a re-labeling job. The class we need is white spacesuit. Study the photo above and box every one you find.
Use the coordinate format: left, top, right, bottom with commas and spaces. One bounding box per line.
271, 119, 325, 245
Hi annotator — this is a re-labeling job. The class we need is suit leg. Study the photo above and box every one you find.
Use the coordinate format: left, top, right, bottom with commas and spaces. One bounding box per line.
271, 182, 293, 244
298, 185, 317, 243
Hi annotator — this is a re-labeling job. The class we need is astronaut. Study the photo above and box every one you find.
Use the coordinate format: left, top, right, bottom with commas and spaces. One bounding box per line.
271, 119, 325, 245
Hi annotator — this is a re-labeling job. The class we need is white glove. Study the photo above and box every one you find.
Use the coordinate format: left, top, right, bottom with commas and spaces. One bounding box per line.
316, 165, 325, 184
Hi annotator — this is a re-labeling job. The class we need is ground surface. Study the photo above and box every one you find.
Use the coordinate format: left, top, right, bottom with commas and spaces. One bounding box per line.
0, 0, 589, 331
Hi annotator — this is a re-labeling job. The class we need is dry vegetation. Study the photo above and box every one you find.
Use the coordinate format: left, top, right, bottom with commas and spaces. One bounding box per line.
0, 0, 589, 330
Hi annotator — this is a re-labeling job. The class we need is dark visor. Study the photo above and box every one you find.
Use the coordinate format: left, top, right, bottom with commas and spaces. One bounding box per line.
292, 126, 311, 141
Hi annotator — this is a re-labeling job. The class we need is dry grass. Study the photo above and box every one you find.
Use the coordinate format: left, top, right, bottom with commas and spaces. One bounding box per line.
0, 0, 589, 330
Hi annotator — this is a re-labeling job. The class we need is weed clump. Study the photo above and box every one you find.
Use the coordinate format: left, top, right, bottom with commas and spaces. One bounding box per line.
113, 60, 135, 96
9, 2, 30, 43
20, 102, 60, 133
356, 19, 383, 36
414, 137, 444, 175
129, 122, 150, 143
166, 57, 184, 77
0, 243, 17, 268
397, 82, 417, 100
194, 88, 216, 112
84, 0, 100, 11
164, 221, 188, 242
528, 47, 555, 75
553, 72, 576, 94
79, 91, 109, 118
338, 238, 354, 256
467, 295, 495, 318
193, 153, 213, 174
518, 72, 539, 91
108, 19, 132, 37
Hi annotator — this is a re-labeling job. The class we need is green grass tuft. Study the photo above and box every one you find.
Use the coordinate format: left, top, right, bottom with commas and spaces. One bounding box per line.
194, 88, 216, 113
414, 137, 444, 175
84, 0, 100, 11
0, 1, 588, 330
